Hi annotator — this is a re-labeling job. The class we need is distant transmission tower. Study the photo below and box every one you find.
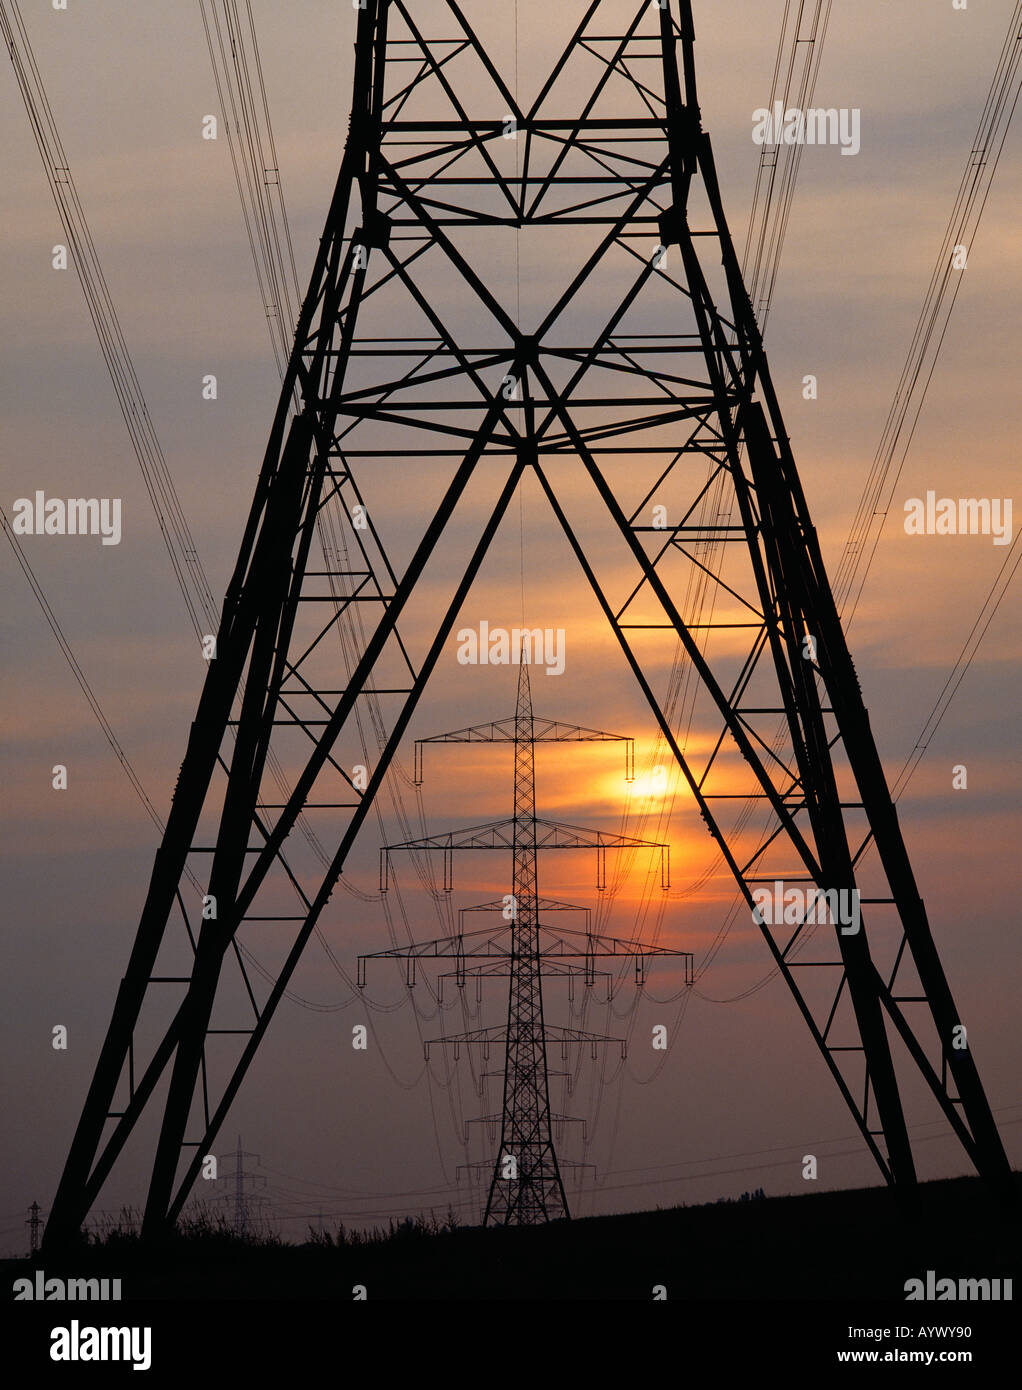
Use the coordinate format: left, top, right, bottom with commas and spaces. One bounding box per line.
227, 1136, 262, 1236
363, 654, 691, 1224
44, 0, 1013, 1248
27, 1202, 42, 1256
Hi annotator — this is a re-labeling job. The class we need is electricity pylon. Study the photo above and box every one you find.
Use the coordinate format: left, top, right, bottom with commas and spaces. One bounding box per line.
27, 1202, 42, 1257
44, 0, 1012, 1248
362, 655, 691, 1225
227, 1136, 264, 1237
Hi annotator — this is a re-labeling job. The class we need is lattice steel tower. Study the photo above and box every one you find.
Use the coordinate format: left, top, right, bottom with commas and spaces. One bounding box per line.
490, 660, 567, 1223
486, 658, 567, 1217
44, 0, 1012, 1248
364, 655, 687, 1225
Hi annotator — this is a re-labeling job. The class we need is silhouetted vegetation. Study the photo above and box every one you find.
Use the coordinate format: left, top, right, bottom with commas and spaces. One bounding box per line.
7, 1174, 1017, 1300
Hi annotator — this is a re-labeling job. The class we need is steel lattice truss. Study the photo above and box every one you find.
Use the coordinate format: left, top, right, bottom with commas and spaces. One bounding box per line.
367, 660, 685, 1224
45, 0, 1011, 1247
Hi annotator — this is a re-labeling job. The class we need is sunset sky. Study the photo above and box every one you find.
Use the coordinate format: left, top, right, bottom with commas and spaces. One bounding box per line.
2, 0, 1020, 1254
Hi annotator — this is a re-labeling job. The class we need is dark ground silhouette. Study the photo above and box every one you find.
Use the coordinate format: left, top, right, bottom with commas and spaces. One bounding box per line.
5, 1172, 1019, 1300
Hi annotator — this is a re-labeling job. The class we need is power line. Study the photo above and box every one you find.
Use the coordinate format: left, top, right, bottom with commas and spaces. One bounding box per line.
834, 0, 1022, 623
1, 0, 218, 638
1, 515, 168, 838
742, 0, 833, 329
